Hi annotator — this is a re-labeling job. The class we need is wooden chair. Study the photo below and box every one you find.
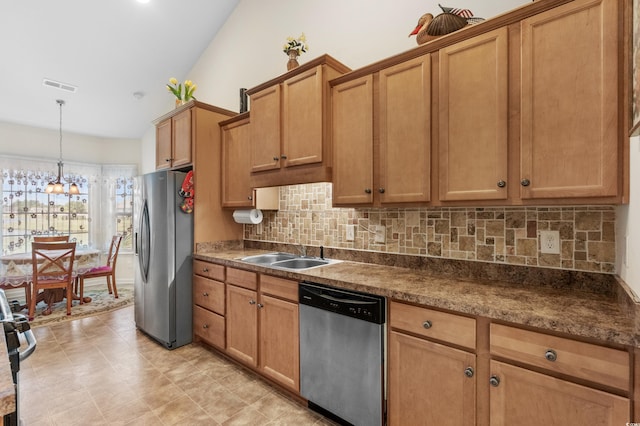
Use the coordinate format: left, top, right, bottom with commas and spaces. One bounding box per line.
33, 235, 69, 242
29, 242, 76, 321
79, 235, 122, 304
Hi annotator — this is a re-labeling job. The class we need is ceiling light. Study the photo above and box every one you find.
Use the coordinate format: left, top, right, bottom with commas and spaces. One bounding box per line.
46, 100, 79, 195
42, 78, 77, 93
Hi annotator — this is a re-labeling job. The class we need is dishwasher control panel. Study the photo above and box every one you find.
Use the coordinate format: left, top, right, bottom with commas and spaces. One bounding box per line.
299, 281, 385, 324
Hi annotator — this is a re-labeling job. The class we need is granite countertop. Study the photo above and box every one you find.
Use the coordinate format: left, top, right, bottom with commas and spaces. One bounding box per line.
0, 330, 15, 417
194, 247, 639, 348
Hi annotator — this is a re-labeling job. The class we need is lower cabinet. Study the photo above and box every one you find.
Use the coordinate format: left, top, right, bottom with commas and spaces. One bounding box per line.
488, 323, 631, 426
388, 300, 477, 425
192, 260, 226, 350
225, 267, 300, 392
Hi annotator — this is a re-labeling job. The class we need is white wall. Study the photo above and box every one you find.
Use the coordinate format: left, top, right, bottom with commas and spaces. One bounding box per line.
0, 121, 141, 167
617, 136, 640, 296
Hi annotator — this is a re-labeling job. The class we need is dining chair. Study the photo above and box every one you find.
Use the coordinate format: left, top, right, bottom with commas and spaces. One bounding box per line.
78, 235, 123, 304
33, 235, 70, 242
29, 242, 76, 321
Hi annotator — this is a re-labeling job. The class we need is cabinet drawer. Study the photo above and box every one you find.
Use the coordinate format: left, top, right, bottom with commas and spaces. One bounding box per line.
490, 323, 630, 391
226, 267, 257, 290
193, 275, 225, 314
260, 274, 298, 302
193, 305, 225, 349
193, 260, 225, 281
390, 301, 476, 349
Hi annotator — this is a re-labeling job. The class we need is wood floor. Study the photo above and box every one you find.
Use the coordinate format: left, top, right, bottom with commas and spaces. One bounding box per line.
20, 305, 334, 425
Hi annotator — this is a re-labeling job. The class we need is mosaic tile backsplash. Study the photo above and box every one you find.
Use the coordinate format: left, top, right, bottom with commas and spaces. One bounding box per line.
244, 183, 616, 274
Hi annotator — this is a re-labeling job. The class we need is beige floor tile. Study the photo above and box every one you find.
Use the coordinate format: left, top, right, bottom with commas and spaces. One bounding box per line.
20, 305, 331, 426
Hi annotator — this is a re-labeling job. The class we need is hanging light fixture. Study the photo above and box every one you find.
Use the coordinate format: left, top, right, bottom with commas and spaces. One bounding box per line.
46, 99, 79, 195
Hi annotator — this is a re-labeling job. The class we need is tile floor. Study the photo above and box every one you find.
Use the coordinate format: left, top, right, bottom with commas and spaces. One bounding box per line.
20, 305, 335, 425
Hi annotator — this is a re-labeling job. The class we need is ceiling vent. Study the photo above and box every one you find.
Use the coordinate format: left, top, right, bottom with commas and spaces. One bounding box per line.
42, 78, 77, 93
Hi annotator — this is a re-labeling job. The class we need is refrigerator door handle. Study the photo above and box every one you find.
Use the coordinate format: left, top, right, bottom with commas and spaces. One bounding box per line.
139, 200, 151, 282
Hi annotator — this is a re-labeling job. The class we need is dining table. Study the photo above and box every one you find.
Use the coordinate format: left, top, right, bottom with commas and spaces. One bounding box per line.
0, 247, 101, 314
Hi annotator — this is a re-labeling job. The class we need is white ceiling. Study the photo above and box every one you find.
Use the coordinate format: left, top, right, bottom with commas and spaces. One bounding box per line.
0, 0, 239, 140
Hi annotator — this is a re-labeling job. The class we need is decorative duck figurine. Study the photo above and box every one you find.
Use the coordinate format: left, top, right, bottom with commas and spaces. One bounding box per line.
409, 4, 485, 45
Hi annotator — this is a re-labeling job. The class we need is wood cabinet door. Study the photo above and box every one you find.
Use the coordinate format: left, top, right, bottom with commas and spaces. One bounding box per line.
388, 331, 476, 426
439, 28, 508, 201
155, 119, 172, 170
520, 0, 618, 199
379, 54, 431, 204
225, 284, 258, 367
250, 85, 281, 173
221, 117, 254, 208
258, 294, 300, 391
489, 360, 630, 426
172, 108, 192, 168
331, 75, 374, 206
282, 65, 324, 168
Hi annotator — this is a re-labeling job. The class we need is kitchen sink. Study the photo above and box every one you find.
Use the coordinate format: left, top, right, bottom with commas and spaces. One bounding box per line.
239, 252, 341, 270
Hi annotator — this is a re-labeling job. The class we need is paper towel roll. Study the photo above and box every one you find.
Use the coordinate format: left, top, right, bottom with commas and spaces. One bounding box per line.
233, 209, 263, 224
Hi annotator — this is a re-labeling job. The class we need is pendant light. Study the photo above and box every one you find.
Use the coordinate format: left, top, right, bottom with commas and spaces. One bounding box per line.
46, 99, 79, 195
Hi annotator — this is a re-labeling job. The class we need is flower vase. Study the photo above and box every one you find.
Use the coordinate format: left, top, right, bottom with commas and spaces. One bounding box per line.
286, 50, 300, 71
175, 99, 183, 109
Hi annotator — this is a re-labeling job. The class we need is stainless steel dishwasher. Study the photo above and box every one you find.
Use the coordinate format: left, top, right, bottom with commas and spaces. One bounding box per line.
299, 281, 386, 426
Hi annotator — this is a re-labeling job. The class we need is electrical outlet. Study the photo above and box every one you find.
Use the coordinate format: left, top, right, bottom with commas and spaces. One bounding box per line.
374, 226, 386, 244
539, 230, 560, 254
346, 224, 355, 241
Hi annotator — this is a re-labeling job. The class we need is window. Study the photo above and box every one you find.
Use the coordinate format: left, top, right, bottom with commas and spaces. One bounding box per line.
114, 176, 134, 251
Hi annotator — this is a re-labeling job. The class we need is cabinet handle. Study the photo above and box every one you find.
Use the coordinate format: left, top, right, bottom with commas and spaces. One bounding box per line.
489, 375, 500, 387
202, 267, 208, 272
520, 178, 531, 187
544, 349, 558, 362
464, 367, 474, 378
281, 155, 287, 159
248, 195, 253, 201
202, 292, 209, 297
249, 299, 256, 305
273, 156, 279, 161
165, 158, 171, 162
497, 180, 506, 188
202, 324, 209, 329
257, 303, 264, 308
378, 188, 385, 194
364, 189, 372, 194
422, 320, 432, 329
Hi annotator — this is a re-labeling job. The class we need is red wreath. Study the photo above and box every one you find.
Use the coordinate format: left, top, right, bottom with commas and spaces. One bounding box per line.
179, 170, 194, 213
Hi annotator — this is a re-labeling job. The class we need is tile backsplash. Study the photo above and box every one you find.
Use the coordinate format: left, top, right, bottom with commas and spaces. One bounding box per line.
244, 183, 616, 274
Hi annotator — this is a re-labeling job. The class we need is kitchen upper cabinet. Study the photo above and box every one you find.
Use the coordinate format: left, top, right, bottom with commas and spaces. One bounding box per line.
438, 27, 508, 202
221, 114, 253, 208
519, 0, 619, 201
332, 54, 431, 207
247, 55, 351, 188
155, 108, 192, 170
332, 75, 374, 205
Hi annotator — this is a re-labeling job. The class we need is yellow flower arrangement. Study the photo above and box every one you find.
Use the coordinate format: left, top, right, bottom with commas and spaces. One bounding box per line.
166, 77, 197, 102
283, 33, 309, 55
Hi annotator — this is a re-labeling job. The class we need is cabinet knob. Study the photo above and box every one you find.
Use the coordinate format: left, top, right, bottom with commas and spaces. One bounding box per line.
202, 292, 209, 297
249, 299, 256, 305
497, 180, 506, 188
422, 320, 432, 329
489, 375, 500, 387
520, 178, 531, 187
544, 349, 558, 362
202, 267, 208, 272
165, 158, 171, 162
257, 303, 264, 308
364, 189, 372, 194
202, 324, 209, 329
273, 156, 279, 161
281, 155, 287, 159
378, 188, 385, 194
464, 367, 474, 378
248, 195, 253, 201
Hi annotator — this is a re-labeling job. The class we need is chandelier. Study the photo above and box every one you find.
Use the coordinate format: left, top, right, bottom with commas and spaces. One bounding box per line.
46, 99, 79, 195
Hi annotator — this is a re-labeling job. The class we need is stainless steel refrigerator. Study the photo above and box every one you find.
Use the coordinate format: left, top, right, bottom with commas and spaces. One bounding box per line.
133, 170, 193, 349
